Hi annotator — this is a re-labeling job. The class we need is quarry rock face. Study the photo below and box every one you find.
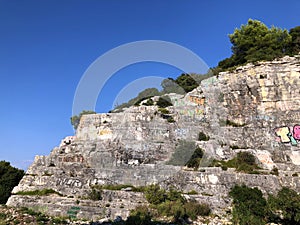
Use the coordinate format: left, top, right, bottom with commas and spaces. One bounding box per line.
7, 55, 300, 220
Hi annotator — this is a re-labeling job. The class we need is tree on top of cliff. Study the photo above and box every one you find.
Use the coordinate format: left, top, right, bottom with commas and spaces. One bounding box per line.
218, 19, 292, 70
0, 161, 24, 204
289, 26, 300, 55
71, 110, 96, 130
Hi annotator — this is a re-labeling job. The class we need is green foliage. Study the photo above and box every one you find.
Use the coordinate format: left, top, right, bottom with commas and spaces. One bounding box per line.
161, 72, 214, 95
126, 206, 153, 225
217, 19, 292, 71
185, 147, 204, 169
211, 152, 259, 173
15, 189, 62, 196
144, 184, 166, 205
0, 161, 24, 204
161, 78, 185, 95
167, 141, 196, 166
142, 98, 154, 106
289, 26, 300, 55
0, 213, 6, 220
156, 96, 173, 108
143, 184, 210, 222
70, 110, 96, 130
166, 116, 175, 123
186, 190, 198, 195
236, 152, 256, 166
198, 131, 210, 141
184, 201, 210, 220
114, 88, 161, 110
158, 108, 169, 114
268, 187, 300, 224
230, 185, 267, 225
88, 188, 102, 201
174, 73, 199, 93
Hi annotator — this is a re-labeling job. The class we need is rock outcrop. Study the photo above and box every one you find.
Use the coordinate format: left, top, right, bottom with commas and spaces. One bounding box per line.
7, 55, 300, 221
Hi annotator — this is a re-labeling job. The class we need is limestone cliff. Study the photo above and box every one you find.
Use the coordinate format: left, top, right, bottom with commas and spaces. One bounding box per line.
7, 55, 300, 221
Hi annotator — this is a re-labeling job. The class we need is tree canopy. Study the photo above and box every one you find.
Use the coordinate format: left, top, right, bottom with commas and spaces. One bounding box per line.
0, 161, 24, 204
217, 19, 299, 71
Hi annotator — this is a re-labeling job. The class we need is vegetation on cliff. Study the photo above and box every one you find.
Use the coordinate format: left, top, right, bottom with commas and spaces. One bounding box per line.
0, 161, 24, 204
70, 110, 96, 130
230, 185, 300, 225
110, 20, 300, 113
216, 19, 300, 72
142, 184, 210, 223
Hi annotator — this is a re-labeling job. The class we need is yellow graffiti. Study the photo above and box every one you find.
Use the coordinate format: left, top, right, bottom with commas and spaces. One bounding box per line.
275, 127, 291, 143
99, 129, 112, 136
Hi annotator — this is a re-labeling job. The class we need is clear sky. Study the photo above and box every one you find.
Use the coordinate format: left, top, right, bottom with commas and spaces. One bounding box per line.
1, 0, 299, 170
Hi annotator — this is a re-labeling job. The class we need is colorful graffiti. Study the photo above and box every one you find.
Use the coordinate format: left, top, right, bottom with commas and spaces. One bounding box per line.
188, 96, 205, 105
275, 125, 300, 146
67, 206, 80, 219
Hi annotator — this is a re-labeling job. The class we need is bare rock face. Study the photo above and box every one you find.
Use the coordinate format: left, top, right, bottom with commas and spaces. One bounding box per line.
7, 55, 300, 220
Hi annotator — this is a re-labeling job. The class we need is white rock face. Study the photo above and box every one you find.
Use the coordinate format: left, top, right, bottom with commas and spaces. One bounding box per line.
8, 55, 300, 220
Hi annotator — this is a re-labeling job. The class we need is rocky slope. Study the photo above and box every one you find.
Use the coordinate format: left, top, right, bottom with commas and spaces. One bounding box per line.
7, 55, 300, 222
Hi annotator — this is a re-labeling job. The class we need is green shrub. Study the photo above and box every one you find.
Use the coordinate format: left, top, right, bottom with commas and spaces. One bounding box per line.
0, 213, 6, 220
126, 205, 154, 225
185, 147, 204, 169
70, 110, 96, 129
0, 161, 24, 204
268, 187, 300, 224
230, 184, 267, 225
142, 184, 210, 222
36, 214, 49, 223
187, 190, 198, 195
88, 188, 102, 201
134, 96, 153, 106
144, 184, 166, 205
174, 73, 199, 93
236, 152, 256, 166
271, 167, 279, 176
158, 108, 169, 114
157, 200, 185, 221
184, 201, 210, 219
167, 116, 176, 123
19, 207, 40, 216
16, 189, 61, 196
198, 132, 210, 141
221, 165, 228, 171
142, 98, 154, 106
156, 96, 172, 108
166, 188, 185, 203
210, 152, 259, 173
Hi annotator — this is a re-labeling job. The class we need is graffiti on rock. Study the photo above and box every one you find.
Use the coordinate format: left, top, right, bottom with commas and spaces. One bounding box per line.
57, 178, 83, 188
67, 206, 80, 219
275, 125, 300, 146
188, 96, 205, 105
59, 155, 84, 163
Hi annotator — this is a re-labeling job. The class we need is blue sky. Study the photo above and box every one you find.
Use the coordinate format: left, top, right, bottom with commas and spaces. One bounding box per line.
0, 0, 299, 170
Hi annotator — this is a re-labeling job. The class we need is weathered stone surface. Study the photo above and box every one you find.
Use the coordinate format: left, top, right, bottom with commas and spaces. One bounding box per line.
7, 55, 300, 221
